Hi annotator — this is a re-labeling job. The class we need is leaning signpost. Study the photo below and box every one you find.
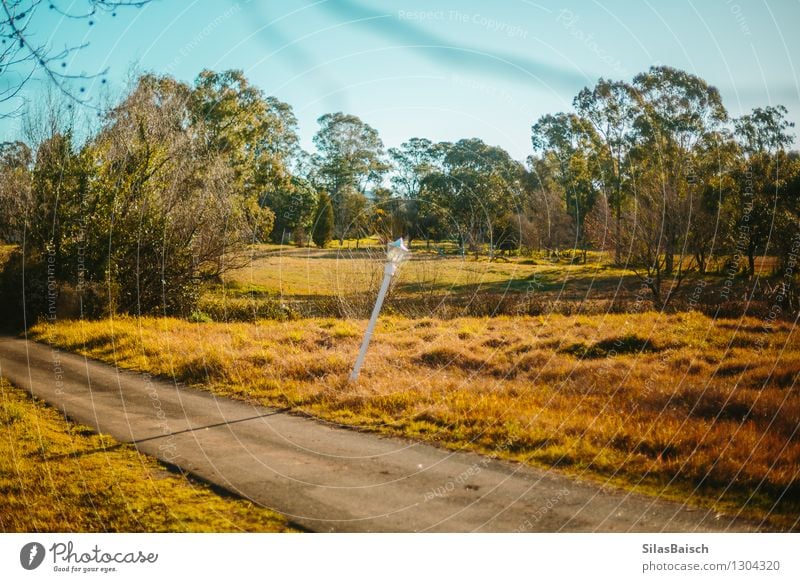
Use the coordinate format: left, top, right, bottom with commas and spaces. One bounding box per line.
349, 238, 410, 382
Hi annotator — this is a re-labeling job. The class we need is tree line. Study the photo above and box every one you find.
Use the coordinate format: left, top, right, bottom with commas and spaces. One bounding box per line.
0, 65, 798, 322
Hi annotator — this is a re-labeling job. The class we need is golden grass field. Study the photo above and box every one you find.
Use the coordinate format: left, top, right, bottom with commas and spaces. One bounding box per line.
228, 244, 779, 298
29, 309, 800, 530
229, 245, 645, 299
0, 378, 294, 532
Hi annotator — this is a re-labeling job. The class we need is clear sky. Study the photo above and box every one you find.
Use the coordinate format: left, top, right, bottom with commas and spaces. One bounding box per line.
3, 0, 799, 161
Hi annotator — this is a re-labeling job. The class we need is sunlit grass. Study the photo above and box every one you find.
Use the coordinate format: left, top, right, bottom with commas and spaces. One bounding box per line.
0, 243, 15, 264
0, 378, 295, 532
29, 311, 800, 530
227, 245, 635, 299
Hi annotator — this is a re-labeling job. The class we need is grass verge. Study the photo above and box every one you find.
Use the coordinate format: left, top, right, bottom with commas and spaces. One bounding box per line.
0, 378, 295, 532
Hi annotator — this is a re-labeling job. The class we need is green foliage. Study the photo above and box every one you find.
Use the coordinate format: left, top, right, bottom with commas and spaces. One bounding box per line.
197, 293, 297, 322
191, 69, 298, 201
0, 71, 291, 321
421, 138, 526, 253
0, 141, 32, 243
1, 65, 798, 321
531, 112, 601, 257
0, 248, 47, 329
312, 112, 388, 240
727, 107, 798, 275
312, 191, 334, 248
263, 176, 318, 244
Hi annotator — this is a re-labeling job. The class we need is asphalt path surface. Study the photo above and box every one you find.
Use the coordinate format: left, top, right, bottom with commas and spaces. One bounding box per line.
0, 336, 759, 532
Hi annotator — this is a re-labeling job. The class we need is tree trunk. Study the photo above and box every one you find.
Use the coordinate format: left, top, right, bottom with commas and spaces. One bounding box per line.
648, 277, 662, 308
665, 238, 674, 275
695, 251, 706, 274
615, 169, 622, 265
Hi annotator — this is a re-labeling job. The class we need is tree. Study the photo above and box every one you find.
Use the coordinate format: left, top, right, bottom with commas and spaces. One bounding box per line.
263, 176, 317, 244
421, 139, 525, 258
337, 184, 369, 246
531, 113, 601, 262
628, 65, 728, 277
525, 155, 578, 255
730, 106, 796, 276
735, 106, 794, 154
369, 186, 406, 243
2, 69, 294, 323
773, 153, 800, 277
312, 112, 388, 242
0, 140, 32, 242
0, 129, 86, 326
190, 69, 299, 218
573, 79, 636, 264
388, 137, 439, 244
113, 74, 277, 311
389, 138, 437, 200
1, 1, 153, 118
311, 191, 334, 248
27, 130, 87, 272
686, 131, 738, 274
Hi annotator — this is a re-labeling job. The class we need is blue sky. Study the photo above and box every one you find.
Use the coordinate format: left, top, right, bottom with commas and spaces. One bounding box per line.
4, 0, 799, 160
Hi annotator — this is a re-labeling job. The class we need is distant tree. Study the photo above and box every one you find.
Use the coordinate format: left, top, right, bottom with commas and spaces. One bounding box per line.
531, 113, 601, 262
388, 138, 440, 242
493, 213, 521, 255
389, 138, 438, 199
525, 155, 577, 254
686, 131, 739, 274
735, 106, 795, 154
774, 153, 800, 277
312, 112, 388, 242
337, 184, 369, 246
422, 139, 524, 258
312, 191, 334, 248
731, 105, 796, 276
573, 79, 636, 264
628, 66, 727, 277
263, 176, 318, 244
370, 186, 405, 243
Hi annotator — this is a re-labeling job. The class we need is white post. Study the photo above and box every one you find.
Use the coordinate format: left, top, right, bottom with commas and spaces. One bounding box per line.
349, 263, 395, 382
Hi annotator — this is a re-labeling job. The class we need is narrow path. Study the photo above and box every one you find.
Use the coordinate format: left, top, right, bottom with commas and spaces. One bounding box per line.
0, 336, 757, 532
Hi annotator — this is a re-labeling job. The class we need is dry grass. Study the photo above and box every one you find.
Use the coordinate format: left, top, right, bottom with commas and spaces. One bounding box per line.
0, 378, 295, 532
29, 311, 800, 530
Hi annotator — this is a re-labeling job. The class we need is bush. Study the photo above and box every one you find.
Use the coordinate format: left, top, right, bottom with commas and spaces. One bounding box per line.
312, 192, 334, 248
197, 294, 297, 322
0, 249, 49, 330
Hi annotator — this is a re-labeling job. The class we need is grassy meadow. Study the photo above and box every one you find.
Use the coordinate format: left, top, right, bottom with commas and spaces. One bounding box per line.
203, 244, 779, 322
29, 306, 800, 530
0, 378, 295, 532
